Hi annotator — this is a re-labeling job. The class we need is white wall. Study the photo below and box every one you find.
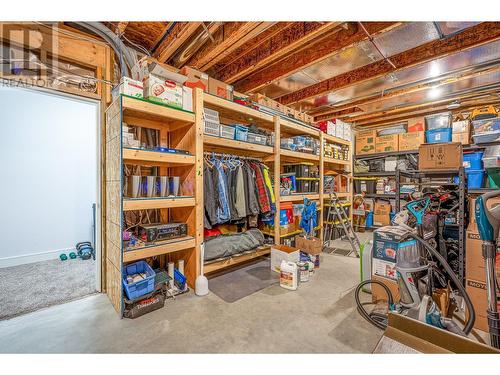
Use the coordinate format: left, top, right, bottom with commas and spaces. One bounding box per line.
0, 87, 99, 267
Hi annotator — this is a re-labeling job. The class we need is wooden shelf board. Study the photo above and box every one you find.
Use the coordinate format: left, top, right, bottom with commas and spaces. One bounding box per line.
280, 194, 320, 202
204, 246, 271, 274
323, 192, 351, 198
323, 133, 351, 146
280, 149, 320, 162
121, 95, 195, 125
280, 118, 320, 138
123, 148, 195, 166
323, 156, 351, 166
123, 196, 196, 211
203, 135, 274, 156
203, 94, 274, 130
123, 236, 195, 263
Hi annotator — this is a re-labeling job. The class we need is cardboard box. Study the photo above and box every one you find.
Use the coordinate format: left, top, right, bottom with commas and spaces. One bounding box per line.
182, 86, 193, 112
209, 77, 233, 100
283, 106, 295, 118
112, 77, 143, 99
466, 279, 500, 332
295, 235, 322, 255
355, 129, 376, 155
372, 275, 400, 303
407, 116, 425, 132
271, 245, 299, 273
418, 142, 463, 170
398, 131, 425, 151
452, 120, 470, 133
373, 201, 391, 227
143, 75, 183, 109
372, 226, 410, 281
132, 56, 183, 83
373, 312, 499, 353
465, 229, 500, 283
452, 132, 470, 145
375, 134, 399, 153
180, 66, 209, 92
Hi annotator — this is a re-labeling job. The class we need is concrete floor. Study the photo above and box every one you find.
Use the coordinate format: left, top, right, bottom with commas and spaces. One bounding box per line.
0, 252, 381, 353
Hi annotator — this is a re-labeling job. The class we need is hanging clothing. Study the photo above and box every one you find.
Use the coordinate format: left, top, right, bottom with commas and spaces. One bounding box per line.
203, 164, 217, 229
235, 165, 247, 218
250, 162, 271, 213
214, 159, 231, 223
261, 164, 275, 204
243, 162, 260, 216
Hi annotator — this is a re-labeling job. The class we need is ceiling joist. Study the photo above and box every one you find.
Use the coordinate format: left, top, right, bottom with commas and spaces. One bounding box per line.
277, 22, 500, 106
154, 22, 202, 63
187, 22, 272, 71
234, 22, 400, 93
214, 22, 343, 84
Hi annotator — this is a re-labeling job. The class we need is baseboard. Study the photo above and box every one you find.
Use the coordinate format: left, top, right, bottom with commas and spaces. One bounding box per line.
0, 247, 75, 268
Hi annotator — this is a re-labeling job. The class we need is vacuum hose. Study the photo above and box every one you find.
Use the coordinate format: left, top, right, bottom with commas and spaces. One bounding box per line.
405, 232, 475, 336
355, 232, 475, 335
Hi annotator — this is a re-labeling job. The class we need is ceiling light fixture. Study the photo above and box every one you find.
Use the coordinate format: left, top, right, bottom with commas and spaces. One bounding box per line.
428, 86, 442, 99
447, 101, 461, 109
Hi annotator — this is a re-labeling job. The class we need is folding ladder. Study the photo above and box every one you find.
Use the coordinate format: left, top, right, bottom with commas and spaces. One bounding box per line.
323, 185, 360, 258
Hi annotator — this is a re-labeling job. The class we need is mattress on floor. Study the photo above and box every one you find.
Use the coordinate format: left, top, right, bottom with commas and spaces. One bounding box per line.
204, 229, 265, 261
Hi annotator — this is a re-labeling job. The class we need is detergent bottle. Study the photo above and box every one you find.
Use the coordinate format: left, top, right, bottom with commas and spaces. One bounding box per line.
280, 260, 299, 290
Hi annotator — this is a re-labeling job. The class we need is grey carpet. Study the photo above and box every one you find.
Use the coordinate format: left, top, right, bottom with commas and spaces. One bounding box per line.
0, 258, 97, 320
208, 258, 279, 303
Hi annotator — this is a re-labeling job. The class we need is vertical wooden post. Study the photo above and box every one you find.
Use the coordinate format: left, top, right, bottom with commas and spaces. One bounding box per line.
319, 132, 325, 241
194, 88, 204, 276
273, 116, 281, 245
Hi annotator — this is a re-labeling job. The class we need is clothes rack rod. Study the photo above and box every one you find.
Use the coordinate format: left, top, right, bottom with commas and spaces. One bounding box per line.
203, 152, 262, 161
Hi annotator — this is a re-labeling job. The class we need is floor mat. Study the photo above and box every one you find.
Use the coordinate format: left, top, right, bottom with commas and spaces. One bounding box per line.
208, 258, 279, 303
0, 258, 97, 320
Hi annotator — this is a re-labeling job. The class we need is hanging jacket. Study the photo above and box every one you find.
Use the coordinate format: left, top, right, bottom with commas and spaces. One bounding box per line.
243, 162, 260, 215
203, 163, 217, 228
261, 164, 275, 203
250, 162, 271, 213
214, 159, 231, 223
234, 165, 247, 218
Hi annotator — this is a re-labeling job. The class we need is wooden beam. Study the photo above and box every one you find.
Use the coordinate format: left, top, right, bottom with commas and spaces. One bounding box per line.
278, 22, 500, 106
314, 107, 363, 121
214, 22, 343, 84
314, 63, 500, 121
234, 22, 400, 93
116, 22, 129, 35
154, 22, 202, 63
187, 22, 271, 71
211, 22, 292, 75
352, 93, 500, 125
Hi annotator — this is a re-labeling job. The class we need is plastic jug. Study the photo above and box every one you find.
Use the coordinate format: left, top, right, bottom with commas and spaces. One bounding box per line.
280, 260, 299, 290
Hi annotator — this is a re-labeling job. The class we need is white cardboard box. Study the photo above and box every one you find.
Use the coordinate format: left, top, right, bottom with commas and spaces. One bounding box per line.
112, 77, 143, 99
183, 86, 193, 112
326, 121, 335, 136
271, 245, 300, 273
143, 75, 183, 109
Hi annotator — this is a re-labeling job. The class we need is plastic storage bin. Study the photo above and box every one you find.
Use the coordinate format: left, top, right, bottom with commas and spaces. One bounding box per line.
365, 212, 374, 228
472, 117, 500, 134
220, 124, 235, 139
425, 128, 452, 143
203, 120, 220, 136
247, 132, 267, 145
234, 125, 249, 141
122, 261, 156, 300
463, 151, 484, 171
353, 178, 377, 194
284, 164, 311, 178
487, 169, 500, 188
466, 170, 485, 189
425, 112, 451, 130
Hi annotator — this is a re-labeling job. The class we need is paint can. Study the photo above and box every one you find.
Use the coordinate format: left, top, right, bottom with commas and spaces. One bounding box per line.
307, 261, 315, 277
297, 261, 309, 282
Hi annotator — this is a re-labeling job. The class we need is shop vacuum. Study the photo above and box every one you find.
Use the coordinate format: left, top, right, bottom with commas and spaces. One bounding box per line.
475, 190, 500, 348
355, 196, 476, 337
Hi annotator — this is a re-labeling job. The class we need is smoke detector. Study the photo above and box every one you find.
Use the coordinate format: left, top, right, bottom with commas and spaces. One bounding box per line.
447, 101, 461, 110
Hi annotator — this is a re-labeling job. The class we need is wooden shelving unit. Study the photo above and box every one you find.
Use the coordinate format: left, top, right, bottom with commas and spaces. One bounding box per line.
105, 90, 355, 298
104, 90, 203, 316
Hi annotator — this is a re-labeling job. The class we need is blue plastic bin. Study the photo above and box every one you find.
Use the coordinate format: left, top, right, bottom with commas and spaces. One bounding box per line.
466, 169, 485, 189
463, 151, 484, 171
122, 261, 156, 300
425, 128, 452, 143
365, 211, 374, 228
234, 125, 249, 141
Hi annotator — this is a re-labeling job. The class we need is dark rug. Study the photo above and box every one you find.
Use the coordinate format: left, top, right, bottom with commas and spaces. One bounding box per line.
208, 258, 279, 303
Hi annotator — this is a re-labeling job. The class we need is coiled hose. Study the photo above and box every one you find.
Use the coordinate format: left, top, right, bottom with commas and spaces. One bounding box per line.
355, 232, 475, 335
